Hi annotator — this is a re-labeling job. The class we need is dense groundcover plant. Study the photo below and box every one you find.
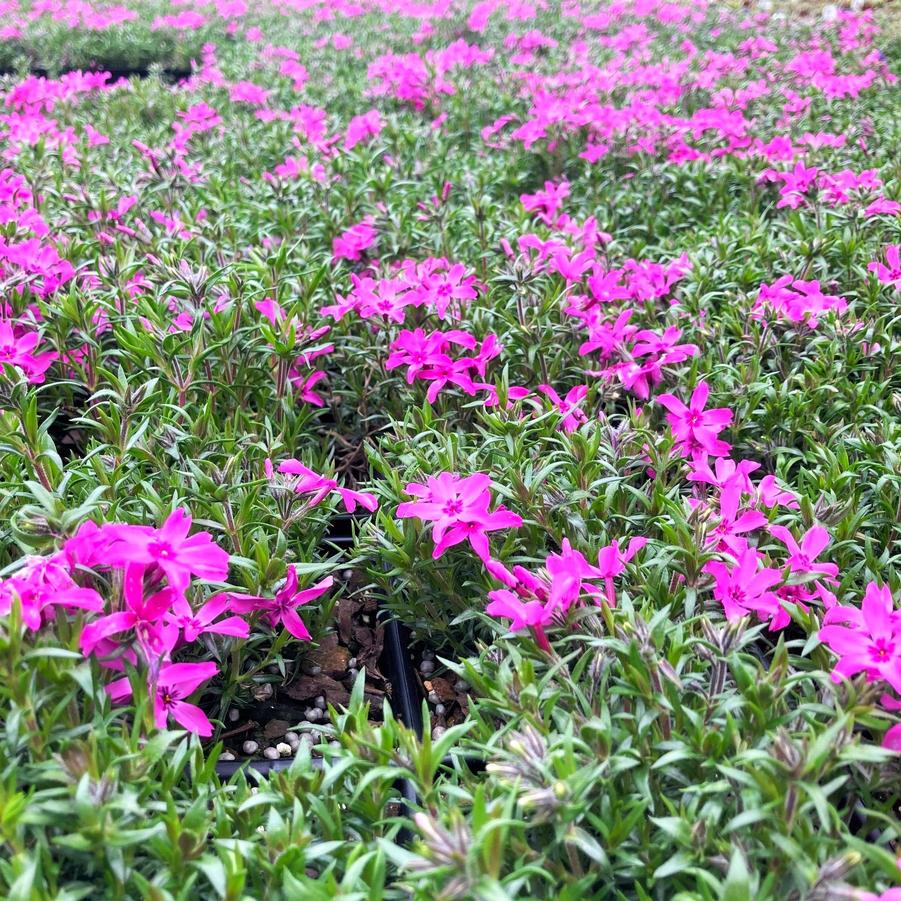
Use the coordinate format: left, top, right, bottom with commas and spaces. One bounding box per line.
0, 0, 900, 895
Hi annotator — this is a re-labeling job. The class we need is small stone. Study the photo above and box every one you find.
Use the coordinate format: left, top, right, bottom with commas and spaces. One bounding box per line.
306, 707, 322, 722
427, 690, 440, 705
262, 746, 280, 760
298, 734, 314, 748
242, 740, 259, 755
454, 680, 469, 692
419, 660, 435, 675
422, 649, 435, 661
276, 742, 293, 757
288, 737, 300, 750
220, 750, 236, 761
348, 668, 358, 680
329, 740, 340, 749
431, 727, 446, 740
347, 658, 357, 669
309, 665, 322, 676
285, 731, 299, 742
435, 704, 446, 715
341, 568, 353, 581
315, 695, 326, 710
227, 708, 240, 723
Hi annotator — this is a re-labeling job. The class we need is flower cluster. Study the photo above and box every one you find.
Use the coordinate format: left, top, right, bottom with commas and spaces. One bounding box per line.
0, 509, 340, 735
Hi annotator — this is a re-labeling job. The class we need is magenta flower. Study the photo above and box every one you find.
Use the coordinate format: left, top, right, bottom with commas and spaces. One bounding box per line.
656, 381, 733, 458
108, 661, 218, 736
486, 590, 554, 651
542, 539, 601, 609
103, 509, 230, 592
704, 548, 785, 628
272, 459, 378, 513
769, 525, 838, 580
166, 593, 249, 643
332, 218, 376, 262
868, 245, 901, 287
537, 384, 589, 433
0, 320, 55, 384
229, 568, 333, 640
80, 564, 178, 661
594, 537, 647, 606
397, 472, 522, 560
0, 552, 103, 632
705, 483, 768, 553
819, 583, 901, 692
292, 369, 328, 406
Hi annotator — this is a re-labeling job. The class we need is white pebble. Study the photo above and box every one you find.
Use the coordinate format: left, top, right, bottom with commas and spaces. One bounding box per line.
262, 746, 279, 760
347, 657, 357, 668
419, 660, 435, 675
427, 691, 440, 705
435, 704, 446, 715
228, 708, 240, 722
285, 731, 299, 742
220, 750, 236, 761
242, 740, 259, 755
315, 695, 326, 710
276, 742, 293, 757
309, 665, 322, 675
431, 727, 446, 740
422, 649, 435, 661
306, 707, 322, 722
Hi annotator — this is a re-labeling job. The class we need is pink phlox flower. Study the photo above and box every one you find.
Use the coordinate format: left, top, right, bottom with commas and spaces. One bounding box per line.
291, 369, 328, 406
108, 661, 219, 736
0, 552, 103, 632
868, 245, 901, 286
103, 509, 230, 593
704, 483, 768, 553
537, 383, 589, 433
229, 568, 333, 640
0, 319, 55, 384
656, 380, 733, 459
344, 109, 383, 150
577, 308, 636, 359
704, 548, 785, 628
271, 459, 378, 513
545, 539, 603, 610
397, 472, 522, 560
332, 218, 376, 262
80, 563, 179, 660
756, 474, 798, 508
688, 456, 760, 492
819, 583, 901, 693
769, 524, 838, 580
594, 537, 646, 606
